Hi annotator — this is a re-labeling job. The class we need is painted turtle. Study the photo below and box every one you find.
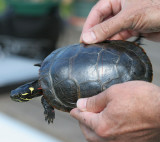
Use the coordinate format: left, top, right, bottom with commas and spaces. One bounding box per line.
10, 39, 153, 124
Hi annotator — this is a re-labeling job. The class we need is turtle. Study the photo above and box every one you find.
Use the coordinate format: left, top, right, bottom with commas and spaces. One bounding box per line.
10, 39, 153, 124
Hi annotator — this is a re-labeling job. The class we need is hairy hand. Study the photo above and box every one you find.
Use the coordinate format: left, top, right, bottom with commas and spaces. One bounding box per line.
80, 0, 160, 43
70, 81, 160, 142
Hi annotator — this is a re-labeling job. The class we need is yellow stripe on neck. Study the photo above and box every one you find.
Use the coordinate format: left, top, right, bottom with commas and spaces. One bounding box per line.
21, 87, 34, 96
21, 98, 31, 101
21, 93, 29, 96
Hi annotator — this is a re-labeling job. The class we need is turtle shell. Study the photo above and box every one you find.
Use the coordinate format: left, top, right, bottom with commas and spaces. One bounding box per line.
39, 41, 152, 112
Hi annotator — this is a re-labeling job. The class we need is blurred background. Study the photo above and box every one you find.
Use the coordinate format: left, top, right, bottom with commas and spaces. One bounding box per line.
0, 0, 159, 142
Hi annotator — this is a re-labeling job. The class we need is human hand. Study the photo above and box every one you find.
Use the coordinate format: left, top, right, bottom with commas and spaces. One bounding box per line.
70, 81, 160, 142
80, 0, 160, 43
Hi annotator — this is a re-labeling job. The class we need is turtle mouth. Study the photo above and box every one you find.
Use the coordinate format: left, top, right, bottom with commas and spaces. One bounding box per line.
10, 90, 24, 102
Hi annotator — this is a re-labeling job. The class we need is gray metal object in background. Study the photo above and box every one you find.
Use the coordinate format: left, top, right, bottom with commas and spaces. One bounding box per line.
0, 0, 62, 59
142, 39, 160, 86
0, 54, 40, 92
0, 0, 62, 91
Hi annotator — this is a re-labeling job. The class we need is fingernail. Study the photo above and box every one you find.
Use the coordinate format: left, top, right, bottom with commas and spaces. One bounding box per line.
82, 31, 96, 44
79, 35, 83, 43
77, 98, 87, 111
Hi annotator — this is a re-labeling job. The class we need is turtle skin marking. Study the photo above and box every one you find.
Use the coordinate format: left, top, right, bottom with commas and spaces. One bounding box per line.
10, 81, 42, 102
11, 40, 153, 124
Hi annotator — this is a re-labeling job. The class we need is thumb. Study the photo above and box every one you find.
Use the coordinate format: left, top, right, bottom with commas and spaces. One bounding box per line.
77, 91, 110, 113
81, 13, 127, 44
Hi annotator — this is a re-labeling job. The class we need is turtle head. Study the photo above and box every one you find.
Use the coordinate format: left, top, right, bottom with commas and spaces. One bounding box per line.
10, 81, 42, 102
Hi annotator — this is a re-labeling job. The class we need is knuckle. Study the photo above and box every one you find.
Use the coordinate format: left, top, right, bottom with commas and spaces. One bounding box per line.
87, 98, 96, 111
89, 117, 97, 129
95, 124, 116, 139
94, 8, 106, 21
120, 10, 144, 30
95, 127, 105, 137
99, 22, 110, 36
95, 124, 109, 138
86, 95, 101, 112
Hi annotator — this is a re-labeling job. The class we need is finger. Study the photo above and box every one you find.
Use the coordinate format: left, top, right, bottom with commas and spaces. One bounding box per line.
70, 108, 98, 130
79, 122, 106, 142
79, 122, 98, 142
81, 0, 112, 32
81, 11, 128, 44
76, 90, 110, 113
80, 0, 121, 42
109, 30, 134, 40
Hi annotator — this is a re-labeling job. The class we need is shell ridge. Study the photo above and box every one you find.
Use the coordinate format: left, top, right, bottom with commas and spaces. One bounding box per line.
127, 48, 151, 80
47, 46, 72, 109
69, 46, 82, 100
115, 41, 152, 81
96, 48, 104, 91
52, 44, 81, 108
69, 45, 81, 78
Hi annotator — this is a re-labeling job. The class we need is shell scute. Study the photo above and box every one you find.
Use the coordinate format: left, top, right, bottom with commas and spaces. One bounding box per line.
97, 49, 120, 84
71, 52, 99, 84
51, 59, 70, 86
54, 79, 78, 108
79, 81, 102, 98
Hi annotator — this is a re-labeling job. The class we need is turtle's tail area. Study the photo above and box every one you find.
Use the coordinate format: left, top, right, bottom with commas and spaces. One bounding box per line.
10, 80, 43, 102
133, 34, 144, 46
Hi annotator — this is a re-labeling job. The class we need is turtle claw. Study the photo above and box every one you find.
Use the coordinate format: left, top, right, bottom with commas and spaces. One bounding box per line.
41, 96, 55, 124
44, 109, 55, 124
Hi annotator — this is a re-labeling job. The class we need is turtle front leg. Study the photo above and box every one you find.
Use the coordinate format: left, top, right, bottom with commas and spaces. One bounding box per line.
41, 96, 55, 124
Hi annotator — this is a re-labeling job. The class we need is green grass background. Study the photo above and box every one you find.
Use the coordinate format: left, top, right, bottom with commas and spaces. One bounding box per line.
0, 0, 6, 13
